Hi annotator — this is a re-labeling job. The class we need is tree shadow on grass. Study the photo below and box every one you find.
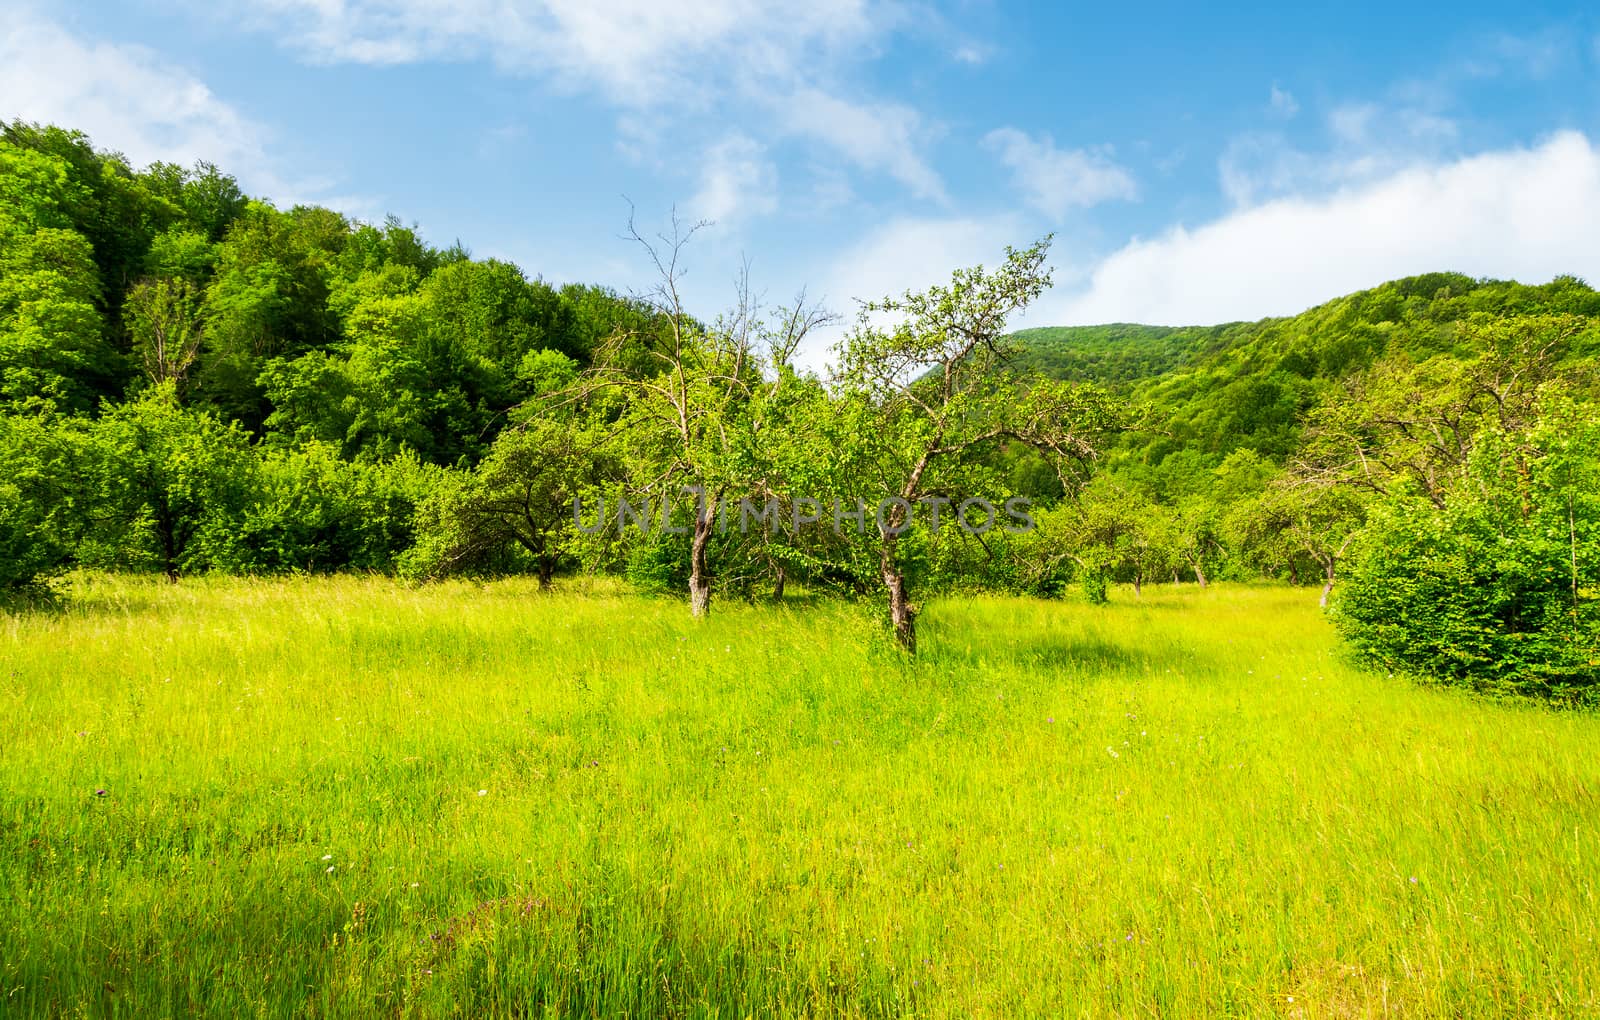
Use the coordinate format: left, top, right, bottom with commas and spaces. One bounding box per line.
923, 632, 1215, 677
0, 584, 67, 616
922, 633, 1128, 670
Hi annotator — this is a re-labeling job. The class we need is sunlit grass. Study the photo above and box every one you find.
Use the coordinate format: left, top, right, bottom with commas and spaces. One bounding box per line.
2, 575, 1596, 1016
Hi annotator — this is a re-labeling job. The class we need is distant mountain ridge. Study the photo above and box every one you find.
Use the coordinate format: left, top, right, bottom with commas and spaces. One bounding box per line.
1005, 272, 1600, 492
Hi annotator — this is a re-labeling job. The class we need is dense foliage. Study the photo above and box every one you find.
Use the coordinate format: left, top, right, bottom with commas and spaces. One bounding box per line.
1334, 408, 1600, 703
0, 121, 655, 589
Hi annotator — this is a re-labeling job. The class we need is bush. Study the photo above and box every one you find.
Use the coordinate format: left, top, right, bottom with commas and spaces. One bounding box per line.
1079, 568, 1109, 605
1334, 412, 1600, 703
624, 532, 688, 597
77, 389, 259, 579
227, 444, 433, 574
0, 411, 92, 591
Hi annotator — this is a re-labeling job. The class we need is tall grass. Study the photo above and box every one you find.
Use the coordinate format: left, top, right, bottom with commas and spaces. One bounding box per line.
2, 576, 1596, 1017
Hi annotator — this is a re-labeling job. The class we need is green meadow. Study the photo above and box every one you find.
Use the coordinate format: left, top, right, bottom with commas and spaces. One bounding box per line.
2, 577, 1597, 1017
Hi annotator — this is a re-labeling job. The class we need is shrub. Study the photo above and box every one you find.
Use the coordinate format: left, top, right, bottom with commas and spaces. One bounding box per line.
228, 444, 433, 574
0, 411, 93, 591
1079, 568, 1110, 605
77, 387, 254, 580
1334, 411, 1600, 703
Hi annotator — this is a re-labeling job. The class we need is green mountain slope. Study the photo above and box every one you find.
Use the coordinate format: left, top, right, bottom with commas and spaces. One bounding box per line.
1008, 272, 1600, 495
1004, 323, 1201, 384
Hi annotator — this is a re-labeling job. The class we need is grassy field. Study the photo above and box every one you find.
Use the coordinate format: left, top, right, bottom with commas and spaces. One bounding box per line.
2, 576, 1597, 1017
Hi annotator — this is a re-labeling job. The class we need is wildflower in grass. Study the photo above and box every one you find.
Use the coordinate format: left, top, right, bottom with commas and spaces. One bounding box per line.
326, 865, 335, 873
321, 854, 332, 861
477, 789, 487, 796
94, 789, 106, 796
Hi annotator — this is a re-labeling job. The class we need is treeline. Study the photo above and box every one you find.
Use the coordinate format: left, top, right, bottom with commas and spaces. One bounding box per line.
2, 122, 1596, 698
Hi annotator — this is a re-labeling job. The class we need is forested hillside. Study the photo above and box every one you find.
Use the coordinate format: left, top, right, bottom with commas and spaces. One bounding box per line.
1012, 273, 1600, 484
0, 119, 662, 581
3, 121, 1597, 699
0, 121, 653, 449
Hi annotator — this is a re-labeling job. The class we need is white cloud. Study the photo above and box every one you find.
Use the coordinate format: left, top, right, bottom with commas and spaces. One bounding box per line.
983, 128, 1136, 219
802, 162, 857, 214
793, 213, 1031, 369
780, 89, 945, 201
1328, 101, 1456, 149
952, 42, 992, 66
477, 122, 527, 160
790, 134, 1600, 373
1268, 84, 1298, 118
0, 10, 372, 212
211, 0, 950, 205
229, 0, 885, 106
1042, 132, 1600, 327
822, 214, 1027, 308
0, 11, 268, 178
1221, 100, 1460, 207
688, 134, 778, 225
1217, 135, 1303, 206
1472, 29, 1573, 80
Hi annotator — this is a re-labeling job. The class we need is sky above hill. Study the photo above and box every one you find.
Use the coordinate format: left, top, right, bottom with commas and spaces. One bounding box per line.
6, 1, 1600, 367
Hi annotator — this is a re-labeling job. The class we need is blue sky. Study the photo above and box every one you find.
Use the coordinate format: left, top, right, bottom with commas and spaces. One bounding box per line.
6, 1, 1600, 366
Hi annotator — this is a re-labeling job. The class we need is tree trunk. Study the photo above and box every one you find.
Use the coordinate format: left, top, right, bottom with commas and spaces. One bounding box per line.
159, 524, 179, 583
1193, 561, 1208, 588
1318, 560, 1335, 608
1288, 560, 1300, 586
772, 564, 785, 601
882, 541, 916, 653
536, 557, 555, 590
688, 507, 713, 618
1132, 573, 1143, 599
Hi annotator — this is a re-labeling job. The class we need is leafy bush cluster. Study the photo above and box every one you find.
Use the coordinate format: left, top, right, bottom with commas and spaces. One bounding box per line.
1336, 411, 1600, 703
0, 388, 434, 588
